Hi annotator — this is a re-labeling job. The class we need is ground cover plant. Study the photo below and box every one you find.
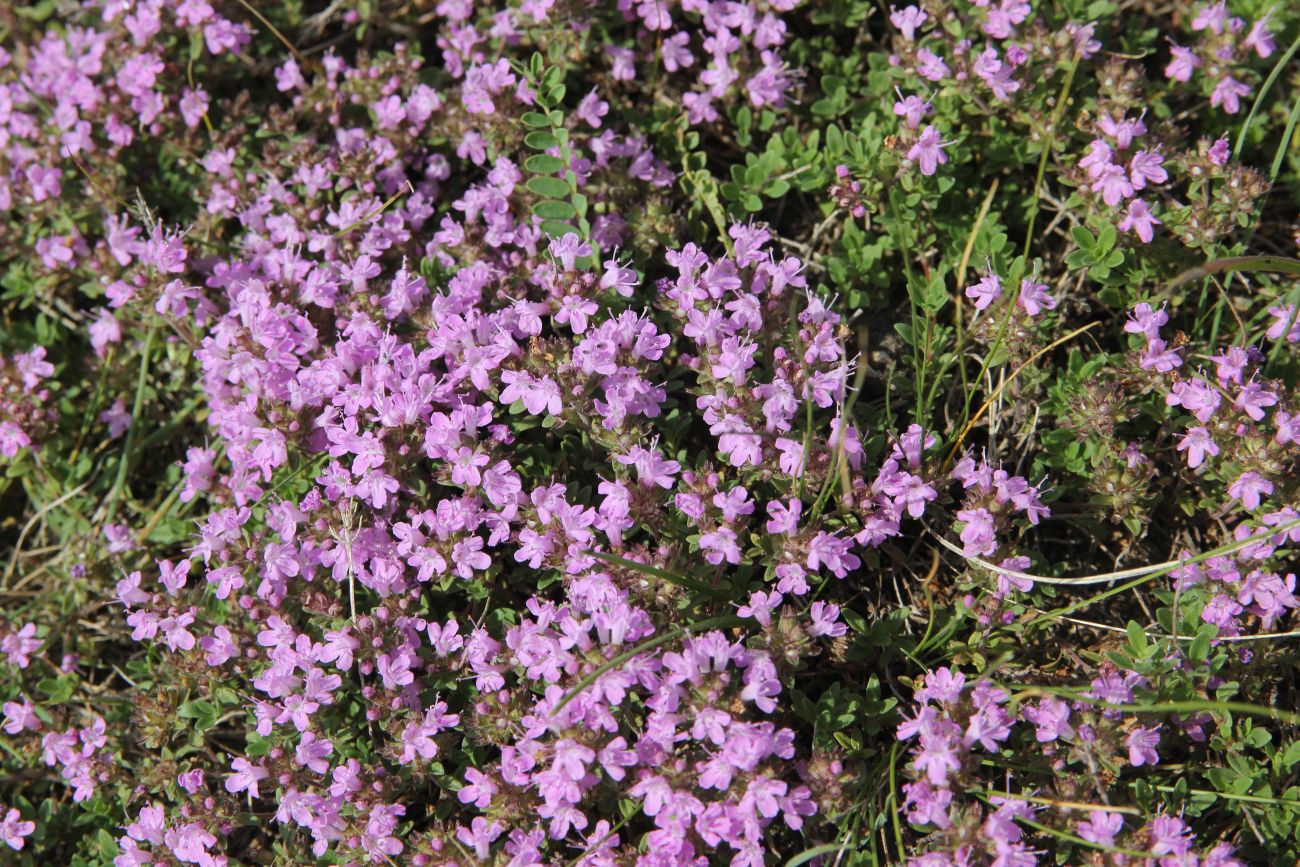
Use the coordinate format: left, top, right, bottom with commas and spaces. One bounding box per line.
1, 0, 1300, 863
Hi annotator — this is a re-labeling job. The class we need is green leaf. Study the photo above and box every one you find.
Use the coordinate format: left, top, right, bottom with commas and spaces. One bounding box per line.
38, 674, 76, 703
1281, 740, 1300, 770
1070, 225, 1096, 251
1096, 224, 1117, 253
1189, 625, 1214, 664
526, 176, 571, 198
524, 154, 566, 174
825, 124, 845, 155
544, 84, 566, 106
532, 199, 577, 220
524, 131, 559, 151
178, 698, 220, 732
538, 219, 576, 238
521, 111, 552, 128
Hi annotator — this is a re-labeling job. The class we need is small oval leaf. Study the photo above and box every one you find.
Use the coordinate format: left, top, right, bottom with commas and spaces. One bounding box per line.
525, 154, 566, 174
533, 200, 577, 220
524, 131, 559, 151
526, 176, 571, 198
538, 219, 577, 238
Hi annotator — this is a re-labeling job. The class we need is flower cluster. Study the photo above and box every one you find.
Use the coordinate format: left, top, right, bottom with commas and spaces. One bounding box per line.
0, 0, 1298, 864
898, 667, 1250, 867
1167, 3, 1276, 114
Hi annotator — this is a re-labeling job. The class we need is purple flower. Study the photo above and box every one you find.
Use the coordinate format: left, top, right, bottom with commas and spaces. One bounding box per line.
907, 126, 949, 176
1166, 379, 1221, 423
1128, 150, 1167, 189
549, 233, 592, 271
807, 601, 846, 638
956, 508, 997, 557
1228, 471, 1273, 510
224, 757, 269, 798
1140, 338, 1183, 372
1, 624, 41, 669
1120, 196, 1160, 240
1192, 2, 1230, 34
890, 4, 928, 41
902, 780, 953, 829
700, 527, 742, 565
1079, 139, 1113, 178
1093, 164, 1135, 206
1165, 44, 1201, 82
1099, 113, 1147, 149
615, 444, 680, 488
1125, 302, 1168, 340
1077, 810, 1124, 846
2, 698, 40, 735
963, 705, 1012, 752
1176, 426, 1219, 468
965, 273, 1002, 311
912, 732, 963, 785
1211, 76, 1251, 114
916, 667, 966, 704
1018, 279, 1056, 316
765, 498, 802, 535
737, 590, 783, 627
1148, 814, 1194, 855
881, 472, 938, 518
1022, 697, 1073, 743
0, 808, 34, 851
295, 731, 333, 774
456, 816, 504, 860
575, 89, 609, 128
1126, 726, 1160, 766
1243, 16, 1276, 58
893, 92, 932, 129
1234, 381, 1277, 421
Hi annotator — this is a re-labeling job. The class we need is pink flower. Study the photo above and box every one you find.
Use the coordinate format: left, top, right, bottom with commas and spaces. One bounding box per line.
1018, 279, 1056, 316
1125, 302, 1168, 340
893, 93, 932, 129
0, 808, 35, 851
1207, 136, 1231, 166
224, 757, 269, 798
890, 4, 927, 41
1128, 150, 1167, 189
737, 590, 783, 627
2, 698, 40, 735
615, 445, 680, 488
1210, 76, 1251, 114
907, 125, 949, 176
1119, 198, 1161, 243
548, 233, 592, 271
1243, 16, 1276, 58
765, 498, 802, 535
1192, 2, 1230, 34
1, 624, 40, 668
964, 273, 1002, 311
1077, 810, 1124, 846
1127, 726, 1161, 766
1091, 164, 1134, 206
956, 508, 997, 557
1165, 44, 1201, 82
1228, 471, 1273, 510
1176, 427, 1219, 468
808, 601, 846, 637
1079, 139, 1113, 178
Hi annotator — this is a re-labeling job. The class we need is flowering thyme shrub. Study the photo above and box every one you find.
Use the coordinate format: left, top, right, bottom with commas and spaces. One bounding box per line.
2, 0, 1300, 864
